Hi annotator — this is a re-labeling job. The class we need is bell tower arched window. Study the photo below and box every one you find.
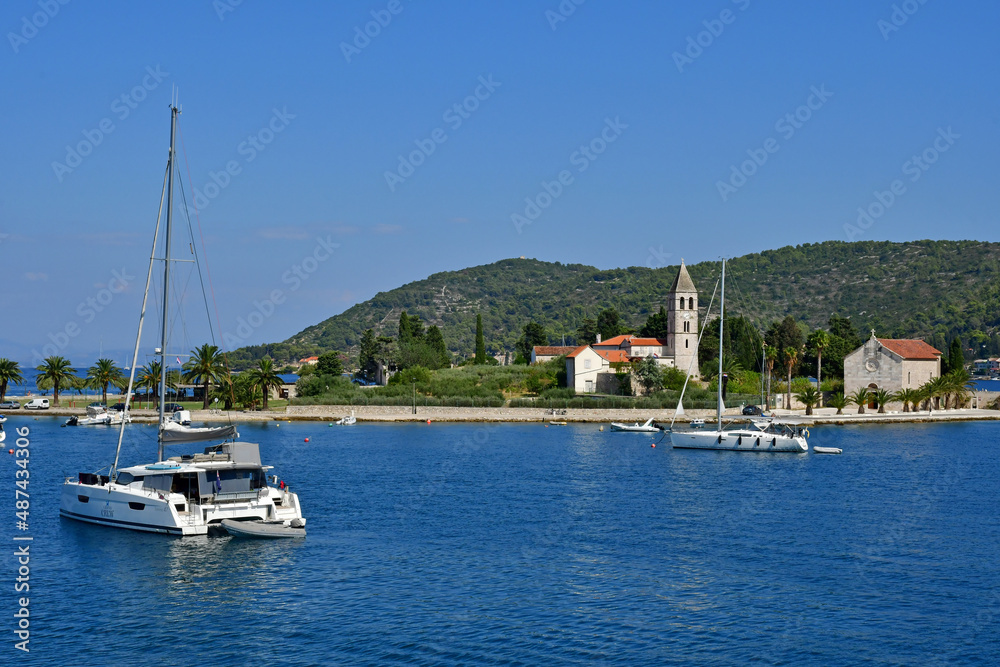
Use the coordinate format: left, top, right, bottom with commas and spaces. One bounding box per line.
688, 297, 694, 309
679, 298, 685, 310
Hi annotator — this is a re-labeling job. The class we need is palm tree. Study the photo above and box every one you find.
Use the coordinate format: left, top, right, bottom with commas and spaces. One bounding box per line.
783, 346, 800, 411
914, 384, 932, 412
764, 345, 778, 410
138, 361, 163, 405
827, 392, 848, 415
893, 388, 919, 413
925, 376, 950, 410
807, 330, 830, 407
246, 357, 282, 409
86, 358, 125, 405
873, 388, 893, 414
794, 386, 821, 416
944, 368, 976, 409
35, 356, 75, 406
182, 344, 227, 409
847, 388, 871, 414
0, 358, 24, 402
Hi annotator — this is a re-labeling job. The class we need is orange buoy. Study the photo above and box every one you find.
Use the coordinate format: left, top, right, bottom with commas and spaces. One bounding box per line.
304, 438, 309, 443
426, 419, 431, 424
7, 449, 12, 454
651, 443, 656, 448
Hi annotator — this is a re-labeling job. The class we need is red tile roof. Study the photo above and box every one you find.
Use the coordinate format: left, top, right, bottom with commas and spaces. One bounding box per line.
627, 337, 669, 346
532, 346, 578, 357
877, 339, 942, 360
595, 349, 630, 363
593, 334, 632, 347
566, 346, 591, 359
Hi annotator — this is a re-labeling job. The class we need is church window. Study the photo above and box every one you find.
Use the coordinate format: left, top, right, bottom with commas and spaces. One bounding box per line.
679, 298, 685, 310
908, 371, 911, 385
688, 297, 694, 309
685, 340, 689, 348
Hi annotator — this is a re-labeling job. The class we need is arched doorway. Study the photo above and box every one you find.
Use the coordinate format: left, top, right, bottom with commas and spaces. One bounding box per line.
867, 383, 878, 410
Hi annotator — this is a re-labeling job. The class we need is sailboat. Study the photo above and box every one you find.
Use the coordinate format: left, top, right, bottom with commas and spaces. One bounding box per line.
669, 259, 808, 453
59, 103, 307, 536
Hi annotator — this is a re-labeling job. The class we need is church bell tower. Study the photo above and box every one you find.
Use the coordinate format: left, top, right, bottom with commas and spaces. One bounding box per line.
667, 259, 700, 379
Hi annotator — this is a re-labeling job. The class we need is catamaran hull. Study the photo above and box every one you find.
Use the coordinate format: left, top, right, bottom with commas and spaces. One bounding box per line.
59, 481, 303, 536
671, 430, 807, 452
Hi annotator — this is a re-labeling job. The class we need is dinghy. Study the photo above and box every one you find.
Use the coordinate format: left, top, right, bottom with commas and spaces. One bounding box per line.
813, 446, 842, 455
222, 518, 307, 539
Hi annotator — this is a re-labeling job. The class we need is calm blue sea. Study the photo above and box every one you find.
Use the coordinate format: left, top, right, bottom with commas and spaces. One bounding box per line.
3, 418, 999, 665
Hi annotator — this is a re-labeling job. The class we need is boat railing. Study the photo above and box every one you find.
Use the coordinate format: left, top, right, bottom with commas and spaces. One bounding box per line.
212, 490, 260, 503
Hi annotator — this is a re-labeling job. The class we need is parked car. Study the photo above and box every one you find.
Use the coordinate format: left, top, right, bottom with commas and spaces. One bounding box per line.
0, 400, 20, 410
25, 398, 50, 410
109, 403, 127, 412
742, 404, 764, 416
163, 403, 184, 413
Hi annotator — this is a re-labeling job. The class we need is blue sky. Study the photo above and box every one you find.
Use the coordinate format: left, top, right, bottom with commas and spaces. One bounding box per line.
2, 0, 997, 366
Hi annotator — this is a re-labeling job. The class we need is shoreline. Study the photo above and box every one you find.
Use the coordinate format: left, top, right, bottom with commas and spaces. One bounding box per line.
13, 404, 1000, 426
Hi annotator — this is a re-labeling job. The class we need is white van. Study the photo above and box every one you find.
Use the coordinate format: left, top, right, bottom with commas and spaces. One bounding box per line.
24, 398, 49, 410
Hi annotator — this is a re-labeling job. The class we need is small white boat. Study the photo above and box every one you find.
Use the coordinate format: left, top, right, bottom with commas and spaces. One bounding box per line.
335, 410, 356, 425
610, 417, 660, 433
689, 418, 706, 429
0, 415, 7, 423
813, 446, 842, 455
222, 518, 306, 539
0, 424, 5, 444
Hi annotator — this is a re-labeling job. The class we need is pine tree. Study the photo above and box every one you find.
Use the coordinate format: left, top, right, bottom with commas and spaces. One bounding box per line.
474, 313, 487, 365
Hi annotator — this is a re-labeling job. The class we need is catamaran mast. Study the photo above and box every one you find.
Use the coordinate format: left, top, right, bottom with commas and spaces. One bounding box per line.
717, 258, 725, 430
158, 104, 179, 462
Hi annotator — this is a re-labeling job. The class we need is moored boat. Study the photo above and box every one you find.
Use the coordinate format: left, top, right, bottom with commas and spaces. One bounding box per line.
59, 103, 307, 537
610, 417, 659, 432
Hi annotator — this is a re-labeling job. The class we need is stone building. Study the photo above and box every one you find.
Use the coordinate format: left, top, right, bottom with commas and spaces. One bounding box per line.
844, 332, 942, 408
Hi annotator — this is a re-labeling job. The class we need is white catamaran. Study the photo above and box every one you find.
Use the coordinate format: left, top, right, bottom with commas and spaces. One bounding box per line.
669, 259, 808, 453
59, 103, 307, 536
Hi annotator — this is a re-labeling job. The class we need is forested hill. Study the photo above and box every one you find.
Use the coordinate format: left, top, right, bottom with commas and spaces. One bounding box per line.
228, 240, 1000, 365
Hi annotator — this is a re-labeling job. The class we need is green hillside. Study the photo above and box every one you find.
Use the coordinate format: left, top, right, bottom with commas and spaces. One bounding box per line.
228, 240, 1000, 366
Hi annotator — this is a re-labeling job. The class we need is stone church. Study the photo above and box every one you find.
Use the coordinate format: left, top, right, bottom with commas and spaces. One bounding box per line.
565, 261, 701, 393
843, 332, 942, 408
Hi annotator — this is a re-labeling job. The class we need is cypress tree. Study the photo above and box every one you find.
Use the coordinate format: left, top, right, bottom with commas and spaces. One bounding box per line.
475, 313, 487, 365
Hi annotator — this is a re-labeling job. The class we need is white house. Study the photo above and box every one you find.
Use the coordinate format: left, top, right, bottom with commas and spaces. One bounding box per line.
566, 346, 630, 393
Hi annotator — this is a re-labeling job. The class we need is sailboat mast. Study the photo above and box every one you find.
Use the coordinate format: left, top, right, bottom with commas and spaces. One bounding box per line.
717, 258, 725, 429
158, 104, 179, 462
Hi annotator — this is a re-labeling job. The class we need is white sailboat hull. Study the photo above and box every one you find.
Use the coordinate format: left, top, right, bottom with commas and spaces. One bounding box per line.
671, 429, 807, 452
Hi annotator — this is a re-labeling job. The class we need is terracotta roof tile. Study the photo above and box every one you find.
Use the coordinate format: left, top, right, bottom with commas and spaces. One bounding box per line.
532, 346, 578, 357
627, 337, 669, 346
877, 339, 942, 360
593, 334, 632, 347
595, 349, 629, 363
566, 346, 591, 359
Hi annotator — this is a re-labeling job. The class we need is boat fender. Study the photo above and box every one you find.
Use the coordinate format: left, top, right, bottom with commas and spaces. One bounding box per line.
755, 438, 760, 447
737, 436, 742, 445
771, 438, 776, 446
803, 428, 810, 438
